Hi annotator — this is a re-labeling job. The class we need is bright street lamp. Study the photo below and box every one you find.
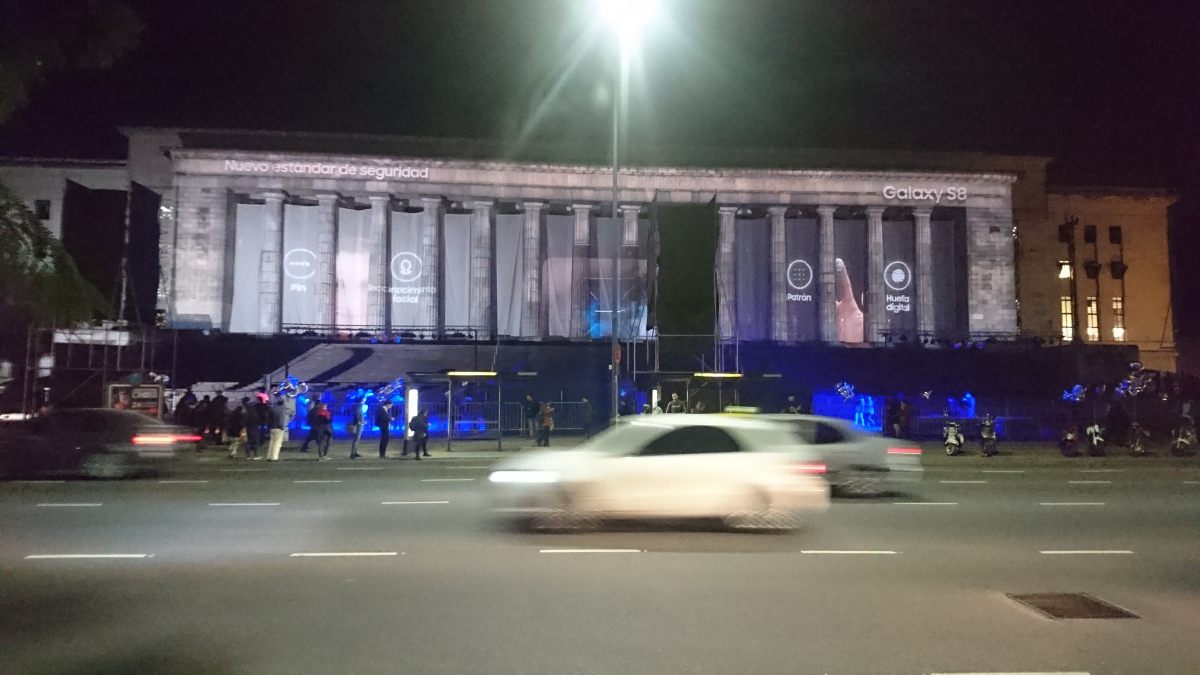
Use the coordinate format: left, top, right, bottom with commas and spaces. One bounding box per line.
595, 0, 657, 50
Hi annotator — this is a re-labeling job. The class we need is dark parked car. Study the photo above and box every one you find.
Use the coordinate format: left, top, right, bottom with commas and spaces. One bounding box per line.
0, 409, 200, 479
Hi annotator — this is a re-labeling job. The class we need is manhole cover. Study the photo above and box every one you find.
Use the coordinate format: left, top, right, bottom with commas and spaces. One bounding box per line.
1007, 592, 1139, 619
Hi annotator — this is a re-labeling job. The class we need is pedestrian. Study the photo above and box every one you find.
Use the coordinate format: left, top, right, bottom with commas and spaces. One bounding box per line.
227, 397, 248, 459
582, 396, 596, 438
298, 398, 319, 453
245, 397, 265, 459
312, 402, 333, 460
210, 389, 229, 444
194, 395, 210, 449
265, 396, 287, 461
376, 400, 394, 458
404, 408, 430, 459
174, 388, 196, 426
348, 397, 366, 459
537, 402, 555, 447
524, 394, 540, 439
692, 401, 706, 414
665, 392, 686, 414
898, 400, 912, 439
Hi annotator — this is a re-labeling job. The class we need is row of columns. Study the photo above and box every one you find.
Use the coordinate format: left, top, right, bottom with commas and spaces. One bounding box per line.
248, 191, 641, 338
718, 205, 937, 343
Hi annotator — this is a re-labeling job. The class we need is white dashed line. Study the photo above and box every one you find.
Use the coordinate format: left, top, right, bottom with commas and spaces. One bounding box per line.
159, 480, 209, 484
981, 470, 1025, 474
294, 480, 343, 484
1041, 502, 1105, 506
337, 467, 384, 471
36, 503, 101, 507
940, 480, 987, 484
26, 553, 148, 559
290, 552, 399, 557
1184, 481, 1200, 485
10, 480, 67, 484
382, 501, 449, 505
220, 469, 269, 472
421, 478, 475, 482
1069, 480, 1112, 484
540, 549, 642, 554
932, 672, 1089, 675
801, 550, 898, 555
1040, 550, 1133, 555
208, 502, 280, 507
893, 502, 958, 506
1081, 469, 1123, 473
446, 466, 490, 469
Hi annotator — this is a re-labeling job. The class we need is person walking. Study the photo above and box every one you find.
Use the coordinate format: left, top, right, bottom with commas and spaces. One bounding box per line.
227, 397, 248, 459
298, 398, 319, 453
245, 397, 265, 459
312, 402, 333, 460
665, 392, 686, 414
537, 402, 555, 447
348, 398, 366, 459
375, 400, 394, 458
404, 409, 430, 459
582, 396, 597, 439
524, 394, 540, 439
265, 396, 287, 461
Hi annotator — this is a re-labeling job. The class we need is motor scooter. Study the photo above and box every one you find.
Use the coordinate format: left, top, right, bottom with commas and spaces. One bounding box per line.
1170, 414, 1196, 456
1128, 422, 1150, 457
1085, 423, 1105, 457
979, 414, 998, 457
943, 419, 965, 456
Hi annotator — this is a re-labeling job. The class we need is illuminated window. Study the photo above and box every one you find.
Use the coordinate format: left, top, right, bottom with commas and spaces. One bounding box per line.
1060, 296, 1074, 342
1058, 260, 1073, 279
1086, 297, 1099, 341
1112, 297, 1126, 341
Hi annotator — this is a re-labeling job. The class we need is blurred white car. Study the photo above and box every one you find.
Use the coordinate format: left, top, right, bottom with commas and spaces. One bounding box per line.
489, 415, 829, 531
763, 414, 923, 494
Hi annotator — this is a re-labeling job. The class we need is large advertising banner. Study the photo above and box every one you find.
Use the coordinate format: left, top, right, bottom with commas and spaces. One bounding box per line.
784, 216, 819, 342
443, 213, 472, 328
735, 216, 771, 341
495, 214, 525, 337
882, 219, 916, 340
388, 209, 430, 329
229, 203, 265, 333
335, 206, 372, 328
931, 218, 966, 337
282, 204, 321, 327
833, 217, 868, 343
588, 217, 620, 338
543, 215, 574, 337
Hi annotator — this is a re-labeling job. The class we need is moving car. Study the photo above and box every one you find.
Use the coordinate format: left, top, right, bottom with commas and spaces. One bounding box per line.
488, 415, 830, 532
0, 409, 199, 479
763, 414, 923, 494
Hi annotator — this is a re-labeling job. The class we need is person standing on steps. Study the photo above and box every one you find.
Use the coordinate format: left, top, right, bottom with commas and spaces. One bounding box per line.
375, 400, 394, 458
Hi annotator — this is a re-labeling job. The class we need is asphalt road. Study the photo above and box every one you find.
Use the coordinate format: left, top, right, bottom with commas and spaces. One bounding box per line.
2, 445, 1198, 675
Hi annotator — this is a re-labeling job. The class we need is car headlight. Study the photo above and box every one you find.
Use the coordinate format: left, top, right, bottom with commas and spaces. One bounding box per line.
488, 470, 560, 484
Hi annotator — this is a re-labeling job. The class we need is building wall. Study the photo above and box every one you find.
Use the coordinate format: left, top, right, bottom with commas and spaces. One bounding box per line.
0, 161, 128, 238
1045, 190, 1177, 371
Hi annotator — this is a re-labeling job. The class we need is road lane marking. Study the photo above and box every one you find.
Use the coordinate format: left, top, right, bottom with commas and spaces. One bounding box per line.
382, 501, 449, 505
1081, 469, 1123, 473
446, 466, 490, 469
290, 552, 399, 557
981, 470, 1025, 474
940, 480, 987, 484
26, 554, 148, 559
159, 480, 209, 484
294, 480, 343, 484
1041, 502, 1105, 506
421, 478, 475, 482
36, 503, 101, 507
540, 549, 642, 554
220, 469, 268, 472
933, 672, 1090, 675
1069, 480, 1112, 484
208, 502, 280, 507
1040, 550, 1133, 555
10, 480, 67, 484
801, 550, 898, 555
1184, 481, 1200, 484
337, 467, 384, 471
893, 502, 958, 506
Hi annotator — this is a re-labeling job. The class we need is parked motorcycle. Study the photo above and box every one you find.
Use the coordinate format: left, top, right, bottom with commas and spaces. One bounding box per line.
979, 414, 998, 457
1128, 422, 1150, 457
943, 419, 965, 456
1058, 425, 1081, 458
1085, 423, 1106, 457
1170, 413, 1197, 457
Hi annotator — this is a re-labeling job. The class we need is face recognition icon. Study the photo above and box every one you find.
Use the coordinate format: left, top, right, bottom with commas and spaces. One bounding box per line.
786, 260, 814, 291
390, 252, 423, 283
283, 248, 317, 280
884, 261, 912, 291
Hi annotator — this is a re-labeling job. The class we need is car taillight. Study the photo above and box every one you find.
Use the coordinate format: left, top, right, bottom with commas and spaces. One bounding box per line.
132, 434, 201, 445
888, 447, 921, 455
788, 462, 826, 474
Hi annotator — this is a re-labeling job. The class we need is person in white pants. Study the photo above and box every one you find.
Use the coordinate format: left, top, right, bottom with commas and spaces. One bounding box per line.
265, 397, 287, 461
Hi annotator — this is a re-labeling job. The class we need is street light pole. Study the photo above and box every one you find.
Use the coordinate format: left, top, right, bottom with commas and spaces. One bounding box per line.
610, 40, 623, 424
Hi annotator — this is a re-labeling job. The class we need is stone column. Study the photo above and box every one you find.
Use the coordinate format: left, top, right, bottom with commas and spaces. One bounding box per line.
913, 207, 935, 337
717, 206, 738, 341
469, 200, 494, 336
571, 204, 594, 339
966, 202, 1018, 336
769, 206, 789, 342
817, 205, 838, 342
521, 201, 545, 339
315, 193, 339, 329
866, 206, 886, 343
619, 204, 641, 339
257, 190, 286, 334
367, 194, 391, 330
419, 196, 443, 331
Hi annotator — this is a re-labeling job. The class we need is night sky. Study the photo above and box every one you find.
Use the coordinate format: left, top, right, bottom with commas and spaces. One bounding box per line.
1, 0, 1196, 333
